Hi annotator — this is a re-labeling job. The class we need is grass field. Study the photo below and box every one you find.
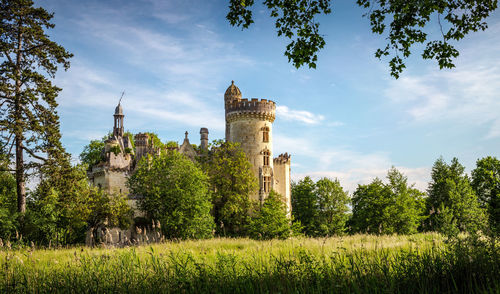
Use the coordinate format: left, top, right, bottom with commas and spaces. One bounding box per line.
1, 233, 499, 293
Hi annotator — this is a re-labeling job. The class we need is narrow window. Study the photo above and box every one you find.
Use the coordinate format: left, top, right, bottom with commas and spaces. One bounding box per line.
263, 150, 270, 166
263, 176, 271, 193
262, 127, 269, 142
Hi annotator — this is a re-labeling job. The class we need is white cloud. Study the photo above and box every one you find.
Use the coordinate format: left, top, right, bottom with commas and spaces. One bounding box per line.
276, 105, 325, 125
274, 134, 429, 193
384, 22, 500, 139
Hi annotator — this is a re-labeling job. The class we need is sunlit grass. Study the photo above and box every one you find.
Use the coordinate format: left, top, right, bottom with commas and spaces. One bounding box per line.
1, 233, 498, 293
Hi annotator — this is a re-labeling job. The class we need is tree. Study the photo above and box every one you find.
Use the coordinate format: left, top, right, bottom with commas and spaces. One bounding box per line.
426, 157, 486, 234
24, 161, 131, 245
227, 0, 497, 78
291, 176, 318, 236
79, 140, 105, 167
350, 178, 391, 234
200, 140, 258, 236
350, 168, 424, 234
385, 167, 425, 234
315, 177, 350, 236
129, 151, 214, 240
0, 152, 17, 240
471, 156, 500, 235
0, 0, 72, 213
248, 190, 291, 239
80, 131, 135, 167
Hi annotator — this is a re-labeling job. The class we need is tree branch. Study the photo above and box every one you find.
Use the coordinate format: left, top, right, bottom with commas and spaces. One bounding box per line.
22, 145, 46, 162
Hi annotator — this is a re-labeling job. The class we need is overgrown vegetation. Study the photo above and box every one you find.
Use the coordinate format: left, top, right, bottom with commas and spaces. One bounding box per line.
1, 234, 498, 293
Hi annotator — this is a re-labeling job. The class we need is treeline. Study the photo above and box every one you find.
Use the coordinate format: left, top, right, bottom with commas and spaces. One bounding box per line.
292, 157, 499, 238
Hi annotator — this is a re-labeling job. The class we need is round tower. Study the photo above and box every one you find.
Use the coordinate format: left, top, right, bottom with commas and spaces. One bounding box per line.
224, 81, 276, 202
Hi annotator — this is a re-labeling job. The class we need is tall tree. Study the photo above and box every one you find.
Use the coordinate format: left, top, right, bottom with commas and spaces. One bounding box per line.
426, 157, 486, 233
315, 177, 350, 236
350, 168, 424, 234
247, 190, 291, 240
200, 140, 258, 236
471, 156, 500, 235
0, 0, 72, 213
291, 176, 318, 236
227, 0, 497, 78
385, 167, 425, 234
350, 178, 391, 234
129, 151, 214, 240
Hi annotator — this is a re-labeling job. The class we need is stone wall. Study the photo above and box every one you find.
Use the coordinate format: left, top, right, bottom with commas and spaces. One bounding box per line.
273, 154, 291, 216
229, 117, 273, 202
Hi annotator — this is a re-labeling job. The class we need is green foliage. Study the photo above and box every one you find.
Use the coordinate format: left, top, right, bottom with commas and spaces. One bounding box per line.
166, 141, 178, 148
351, 167, 425, 234
0, 0, 73, 213
227, 0, 498, 78
79, 140, 105, 167
248, 190, 290, 240
472, 156, 500, 235
291, 176, 317, 235
291, 176, 350, 236
129, 151, 214, 239
200, 140, 258, 236
109, 145, 121, 155
315, 177, 350, 236
0, 168, 17, 240
145, 132, 165, 149
24, 162, 131, 245
426, 157, 486, 234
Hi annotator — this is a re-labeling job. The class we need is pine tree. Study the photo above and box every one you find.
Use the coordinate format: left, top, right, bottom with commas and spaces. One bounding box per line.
0, 0, 72, 213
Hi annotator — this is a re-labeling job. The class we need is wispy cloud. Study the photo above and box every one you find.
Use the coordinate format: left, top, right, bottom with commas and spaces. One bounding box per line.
274, 134, 429, 193
276, 105, 326, 125
384, 22, 500, 139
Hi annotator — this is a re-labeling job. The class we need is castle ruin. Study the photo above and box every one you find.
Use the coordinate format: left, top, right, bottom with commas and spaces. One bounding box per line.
87, 81, 291, 243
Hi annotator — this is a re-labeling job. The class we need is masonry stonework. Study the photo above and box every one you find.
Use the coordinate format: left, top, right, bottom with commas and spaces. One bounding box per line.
87, 81, 292, 244
224, 81, 291, 211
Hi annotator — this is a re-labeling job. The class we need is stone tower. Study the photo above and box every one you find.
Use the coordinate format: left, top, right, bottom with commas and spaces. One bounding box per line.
224, 81, 276, 203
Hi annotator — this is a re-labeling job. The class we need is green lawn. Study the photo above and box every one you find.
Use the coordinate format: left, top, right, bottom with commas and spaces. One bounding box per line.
1, 233, 499, 293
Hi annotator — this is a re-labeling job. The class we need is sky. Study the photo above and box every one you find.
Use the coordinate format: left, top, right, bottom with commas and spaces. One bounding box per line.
35, 0, 500, 193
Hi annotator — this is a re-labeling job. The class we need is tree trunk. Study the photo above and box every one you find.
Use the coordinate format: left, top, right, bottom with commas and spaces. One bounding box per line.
15, 25, 25, 213
15, 134, 25, 213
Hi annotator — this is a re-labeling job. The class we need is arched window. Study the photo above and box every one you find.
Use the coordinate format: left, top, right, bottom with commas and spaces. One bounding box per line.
262, 126, 269, 142
262, 150, 270, 166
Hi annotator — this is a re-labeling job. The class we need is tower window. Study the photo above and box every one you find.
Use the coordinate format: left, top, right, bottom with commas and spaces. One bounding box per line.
263, 176, 271, 193
263, 150, 270, 166
262, 127, 269, 142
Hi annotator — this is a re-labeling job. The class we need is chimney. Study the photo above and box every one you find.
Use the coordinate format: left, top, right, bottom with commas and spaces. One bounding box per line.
200, 128, 209, 150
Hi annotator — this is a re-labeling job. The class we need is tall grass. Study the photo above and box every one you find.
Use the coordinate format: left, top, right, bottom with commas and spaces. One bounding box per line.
1, 233, 498, 293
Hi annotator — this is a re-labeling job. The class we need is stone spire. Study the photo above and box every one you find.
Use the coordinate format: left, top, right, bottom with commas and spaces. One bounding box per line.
113, 102, 124, 137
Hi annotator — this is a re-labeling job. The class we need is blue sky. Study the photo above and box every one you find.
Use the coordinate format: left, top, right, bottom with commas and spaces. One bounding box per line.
37, 0, 500, 192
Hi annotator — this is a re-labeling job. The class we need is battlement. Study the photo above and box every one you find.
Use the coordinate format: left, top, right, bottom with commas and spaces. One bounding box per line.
274, 153, 291, 164
226, 98, 276, 122
134, 133, 150, 147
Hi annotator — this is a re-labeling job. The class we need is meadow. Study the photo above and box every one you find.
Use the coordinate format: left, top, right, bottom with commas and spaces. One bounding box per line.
1, 233, 499, 293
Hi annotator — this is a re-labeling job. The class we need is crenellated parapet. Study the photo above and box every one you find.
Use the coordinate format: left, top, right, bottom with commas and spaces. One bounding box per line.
226, 98, 276, 123
274, 153, 291, 164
